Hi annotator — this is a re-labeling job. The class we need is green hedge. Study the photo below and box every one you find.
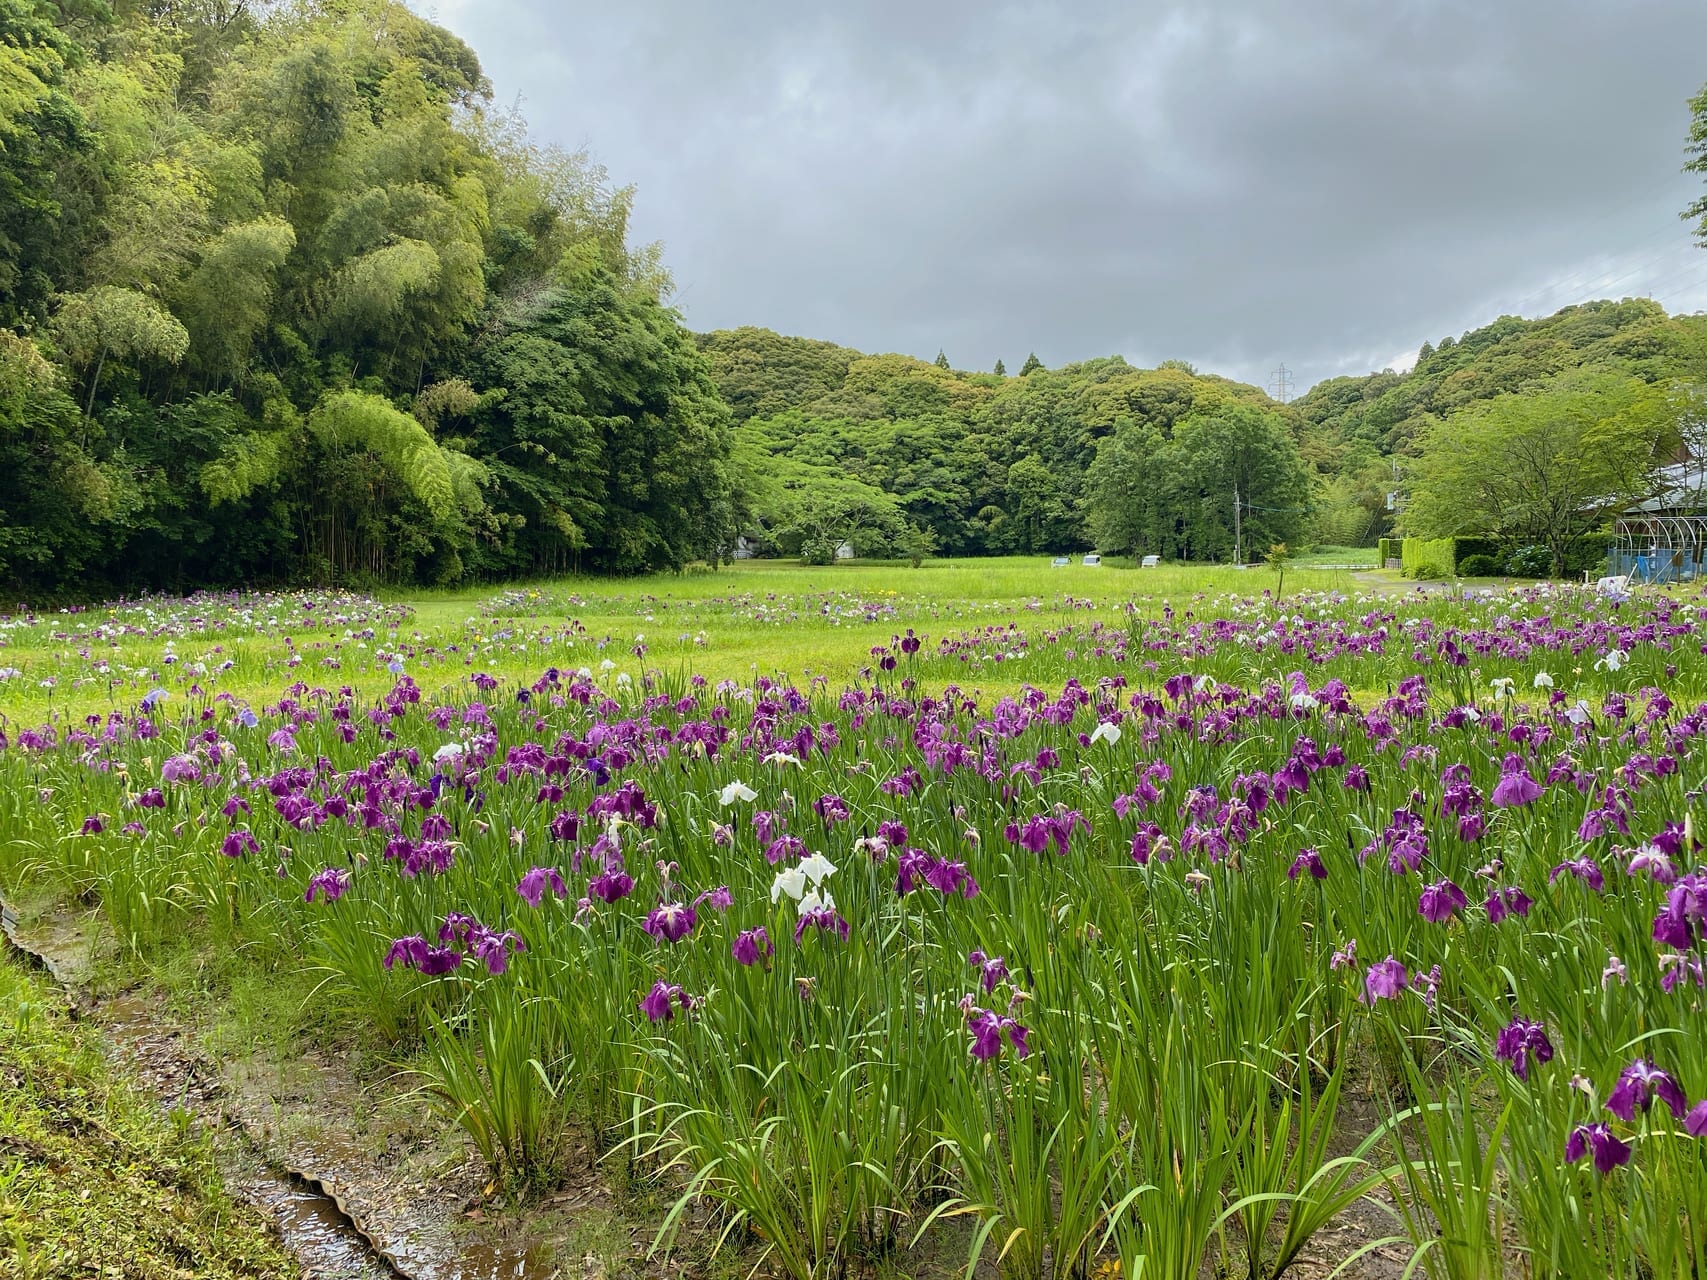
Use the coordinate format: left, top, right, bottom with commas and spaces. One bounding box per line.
1377, 537, 1398, 566
1401, 537, 1456, 580
1396, 532, 1612, 579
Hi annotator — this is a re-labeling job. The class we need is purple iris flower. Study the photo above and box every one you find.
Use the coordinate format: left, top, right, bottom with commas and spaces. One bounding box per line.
925, 858, 978, 897
1362, 956, 1408, 1003
1490, 755, 1542, 808
764, 835, 808, 864
221, 829, 258, 858
643, 902, 697, 944
160, 754, 201, 785
639, 980, 690, 1022
384, 935, 428, 970
794, 907, 851, 944
469, 928, 524, 975
1288, 849, 1327, 881
968, 949, 1009, 993
1129, 823, 1167, 865
80, 815, 103, 835
1344, 765, 1370, 792
1549, 857, 1606, 893
694, 885, 734, 912
895, 848, 932, 895
1418, 878, 1468, 923
1653, 822, 1691, 856
732, 927, 774, 967
589, 869, 634, 903
1005, 819, 1049, 854
1485, 886, 1532, 923
1004, 809, 1089, 856
1687, 1101, 1707, 1138
753, 810, 783, 844
1604, 1059, 1689, 1121
304, 867, 350, 903
517, 866, 567, 908
1653, 873, 1707, 949
1626, 846, 1677, 884
965, 1007, 1030, 1061
1272, 758, 1309, 797
1493, 1015, 1553, 1082
899, 849, 979, 898
1566, 1123, 1631, 1174
383, 935, 462, 976
1659, 952, 1705, 993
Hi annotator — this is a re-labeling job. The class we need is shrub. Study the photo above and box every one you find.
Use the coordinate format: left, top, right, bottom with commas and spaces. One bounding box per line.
800, 539, 836, 566
1505, 545, 1551, 578
1563, 537, 1610, 578
1450, 536, 1502, 570
1457, 554, 1500, 577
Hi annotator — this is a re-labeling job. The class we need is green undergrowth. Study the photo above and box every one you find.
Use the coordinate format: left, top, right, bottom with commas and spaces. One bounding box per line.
0, 955, 296, 1280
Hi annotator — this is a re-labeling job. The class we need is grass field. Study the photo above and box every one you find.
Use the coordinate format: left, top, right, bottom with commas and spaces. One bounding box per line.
0, 557, 1361, 722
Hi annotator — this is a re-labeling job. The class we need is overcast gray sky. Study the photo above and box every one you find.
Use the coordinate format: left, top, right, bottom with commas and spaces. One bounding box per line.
426, 0, 1707, 394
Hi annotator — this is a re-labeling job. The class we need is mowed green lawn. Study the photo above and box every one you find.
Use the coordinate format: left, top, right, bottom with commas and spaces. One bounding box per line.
0, 558, 1358, 719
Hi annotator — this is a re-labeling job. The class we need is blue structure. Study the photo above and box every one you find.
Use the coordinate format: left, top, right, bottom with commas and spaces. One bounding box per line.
1612, 516, 1705, 584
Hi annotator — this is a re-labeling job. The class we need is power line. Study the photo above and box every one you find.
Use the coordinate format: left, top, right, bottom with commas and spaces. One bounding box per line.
1499, 230, 1699, 320
1268, 363, 1295, 404
1647, 258, 1707, 309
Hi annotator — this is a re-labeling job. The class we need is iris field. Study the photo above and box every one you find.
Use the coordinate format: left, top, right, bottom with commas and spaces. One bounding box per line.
1, 560, 1704, 1279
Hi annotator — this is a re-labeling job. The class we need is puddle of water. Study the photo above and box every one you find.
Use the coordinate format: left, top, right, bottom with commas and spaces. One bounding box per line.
234, 1167, 393, 1280
454, 1242, 554, 1279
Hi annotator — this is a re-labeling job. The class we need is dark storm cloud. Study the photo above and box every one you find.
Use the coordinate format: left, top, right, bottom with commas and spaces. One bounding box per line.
428, 0, 1707, 391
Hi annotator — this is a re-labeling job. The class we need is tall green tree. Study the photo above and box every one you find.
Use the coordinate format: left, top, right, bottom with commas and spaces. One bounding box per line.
0, 0, 91, 323
1402, 371, 1673, 576
1086, 419, 1172, 555
1687, 80, 1707, 245
468, 269, 736, 574
1170, 404, 1312, 561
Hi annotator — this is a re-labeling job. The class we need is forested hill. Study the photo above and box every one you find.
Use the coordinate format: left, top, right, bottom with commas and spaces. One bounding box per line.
1292, 298, 1706, 457
0, 0, 739, 597
700, 299, 1707, 564
698, 327, 1308, 562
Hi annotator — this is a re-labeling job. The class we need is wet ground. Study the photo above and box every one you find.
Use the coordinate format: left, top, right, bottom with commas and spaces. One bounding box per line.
2, 900, 560, 1279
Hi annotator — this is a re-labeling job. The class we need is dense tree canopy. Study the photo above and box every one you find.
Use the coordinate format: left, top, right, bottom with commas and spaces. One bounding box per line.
0, 0, 734, 595
715, 334, 1314, 557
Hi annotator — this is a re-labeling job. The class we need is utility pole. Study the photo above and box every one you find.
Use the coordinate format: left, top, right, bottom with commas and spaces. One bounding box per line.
1233, 484, 1242, 567
1268, 363, 1295, 404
